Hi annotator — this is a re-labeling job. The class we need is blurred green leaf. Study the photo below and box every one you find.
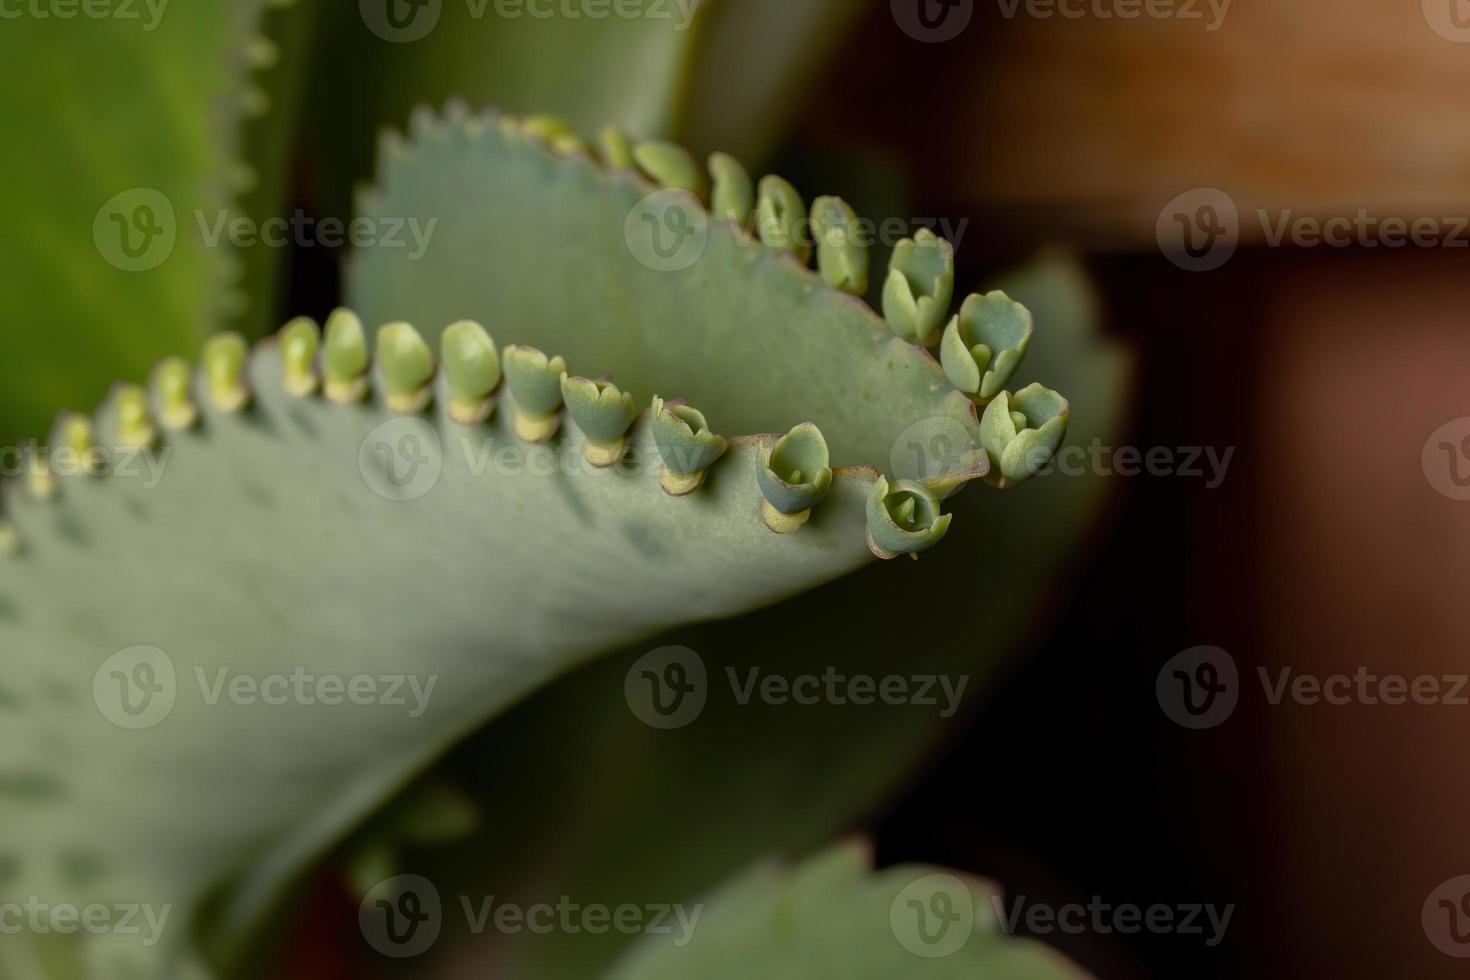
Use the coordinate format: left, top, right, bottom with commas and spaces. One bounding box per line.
608, 842, 1087, 979
0, 0, 295, 446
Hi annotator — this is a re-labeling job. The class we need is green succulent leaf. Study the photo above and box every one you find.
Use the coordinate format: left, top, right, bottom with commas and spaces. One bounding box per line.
810, 195, 870, 295
755, 422, 834, 532
393, 254, 1129, 980
940, 290, 1035, 403
322, 308, 370, 404
609, 842, 1086, 980
376, 322, 435, 413
600, 125, 637, 170
504, 345, 570, 443
650, 397, 728, 495
865, 476, 952, 560
560, 375, 640, 465
981, 384, 1071, 487
634, 140, 707, 196
709, 152, 755, 228
755, 175, 812, 264
349, 107, 984, 485
440, 320, 502, 424
0, 330, 882, 975
0, 0, 295, 445
881, 228, 955, 348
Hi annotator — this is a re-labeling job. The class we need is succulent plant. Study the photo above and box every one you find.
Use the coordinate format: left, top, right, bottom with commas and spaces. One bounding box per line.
0, 103, 1107, 977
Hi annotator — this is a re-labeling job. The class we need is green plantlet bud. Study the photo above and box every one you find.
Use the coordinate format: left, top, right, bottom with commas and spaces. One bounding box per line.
203, 333, 250, 412
709, 152, 753, 227
756, 422, 832, 533
345, 838, 398, 903
650, 396, 728, 495
634, 140, 706, 197
503, 346, 567, 442
599, 125, 635, 169
24, 444, 54, 500
441, 320, 501, 424
392, 779, 482, 844
280, 317, 321, 397
114, 384, 156, 449
882, 228, 954, 347
561, 374, 637, 467
323, 308, 370, 404
756, 175, 811, 264
865, 476, 951, 560
980, 383, 1070, 487
940, 291, 1033, 404
51, 412, 101, 478
151, 357, 198, 430
811, 196, 869, 295
245, 36, 278, 69
521, 115, 584, 154
376, 322, 435, 413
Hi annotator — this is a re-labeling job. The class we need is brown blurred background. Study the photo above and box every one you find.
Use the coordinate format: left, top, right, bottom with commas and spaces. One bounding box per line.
781, 2, 1470, 978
